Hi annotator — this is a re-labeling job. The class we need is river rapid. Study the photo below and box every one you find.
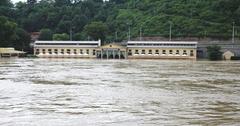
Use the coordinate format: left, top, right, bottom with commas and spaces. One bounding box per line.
0, 58, 240, 126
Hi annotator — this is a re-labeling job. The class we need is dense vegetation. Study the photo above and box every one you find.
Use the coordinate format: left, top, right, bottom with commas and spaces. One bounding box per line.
207, 45, 223, 60
0, 0, 240, 51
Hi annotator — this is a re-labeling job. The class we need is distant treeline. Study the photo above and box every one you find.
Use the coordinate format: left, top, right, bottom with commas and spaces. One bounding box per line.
0, 0, 240, 51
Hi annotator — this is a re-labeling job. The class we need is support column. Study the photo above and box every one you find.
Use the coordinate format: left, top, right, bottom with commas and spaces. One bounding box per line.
107, 49, 109, 60
113, 50, 115, 59
125, 51, 127, 59
101, 50, 103, 59
118, 50, 120, 59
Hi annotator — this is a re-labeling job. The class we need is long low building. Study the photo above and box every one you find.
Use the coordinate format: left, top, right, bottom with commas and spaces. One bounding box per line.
34, 40, 101, 58
127, 41, 197, 59
34, 40, 197, 59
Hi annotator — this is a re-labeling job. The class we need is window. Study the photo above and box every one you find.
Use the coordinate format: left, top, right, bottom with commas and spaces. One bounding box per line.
190, 50, 194, 56
162, 50, 166, 54
67, 49, 71, 54
176, 50, 180, 55
141, 50, 145, 54
135, 50, 139, 54
93, 49, 96, 55
128, 49, 132, 56
80, 49, 83, 54
155, 50, 159, 54
48, 49, 52, 54
61, 49, 64, 54
169, 50, 173, 55
74, 49, 77, 54
54, 49, 58, 54
183, 50, 187, 55
35, 49, 39, 55
42, 49, 46, 54
148, 50, 152, 54
86, 49, 89, 54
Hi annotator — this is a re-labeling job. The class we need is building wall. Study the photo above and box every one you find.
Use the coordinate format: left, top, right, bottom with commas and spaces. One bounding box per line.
34, 41, 197, 59
127, 48, 197, 59
34, 47, 97, 58
34, 47, 197, 59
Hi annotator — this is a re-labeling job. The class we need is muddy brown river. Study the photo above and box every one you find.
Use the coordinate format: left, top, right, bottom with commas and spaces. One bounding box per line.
0, 58, 240, 126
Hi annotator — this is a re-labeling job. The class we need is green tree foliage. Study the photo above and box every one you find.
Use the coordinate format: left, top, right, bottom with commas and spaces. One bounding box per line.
53, 33, 69, 40
207, 45, 223, 60
1, 0, 240, 46
27, 0, 37, 6
84, 21, 108, 41
54, 0, 72, 7
0, 0, 14, 18
73, 32, 86, 41
13, 28, 31, 51
0, 16, 31, 51
13, 0, 240, 41
0, 16, 17, 47
39, 29, 53, 40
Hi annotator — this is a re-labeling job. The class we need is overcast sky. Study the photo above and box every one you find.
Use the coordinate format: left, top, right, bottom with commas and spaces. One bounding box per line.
11, 0, 26, 3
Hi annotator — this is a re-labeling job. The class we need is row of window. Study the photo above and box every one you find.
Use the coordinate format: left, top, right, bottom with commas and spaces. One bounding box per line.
128, 49, 194, 56
35, 49, 96, 55
35, 43, 99, 46
127, 43, 196, 47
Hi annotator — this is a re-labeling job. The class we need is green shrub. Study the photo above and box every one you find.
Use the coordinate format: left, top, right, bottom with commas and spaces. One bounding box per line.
207, 45, 223, 60
231, 56, 240, 60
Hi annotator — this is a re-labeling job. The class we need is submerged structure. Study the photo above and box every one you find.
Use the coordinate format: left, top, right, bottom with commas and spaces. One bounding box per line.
0, 48, 25, 58
33, 40, 197, 60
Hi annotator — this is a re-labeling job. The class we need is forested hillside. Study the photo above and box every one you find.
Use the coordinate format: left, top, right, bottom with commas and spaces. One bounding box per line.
1, 0, 240, 50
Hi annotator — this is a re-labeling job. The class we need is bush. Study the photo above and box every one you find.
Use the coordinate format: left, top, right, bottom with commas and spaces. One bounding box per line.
207, 45, 223, 60
52, 33, 69, 41
39, 29, 53, 40
231, 56, 240, 60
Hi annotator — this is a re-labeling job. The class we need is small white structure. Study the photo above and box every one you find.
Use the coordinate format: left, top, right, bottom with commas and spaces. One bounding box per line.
223, 51, 234, 60
0, 48, 25, 57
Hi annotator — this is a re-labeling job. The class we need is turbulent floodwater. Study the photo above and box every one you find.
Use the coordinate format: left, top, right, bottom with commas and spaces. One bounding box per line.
0, 58, 240, 126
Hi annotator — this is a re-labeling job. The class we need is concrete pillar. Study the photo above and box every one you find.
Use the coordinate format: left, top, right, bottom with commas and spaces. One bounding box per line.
107, 49, 109, 60
113, 50, 115, 59
118, 50, 120, 59
124, 51, 127, 59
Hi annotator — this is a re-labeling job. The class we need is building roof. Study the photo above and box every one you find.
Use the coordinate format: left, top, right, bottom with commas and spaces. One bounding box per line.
34, 40, 101, 48
128, 41, 198, 44
0, 48, 25, 54
35, 40, 101, 44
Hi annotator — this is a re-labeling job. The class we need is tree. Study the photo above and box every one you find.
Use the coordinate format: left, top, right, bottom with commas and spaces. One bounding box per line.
27, 0, 37, 6
13, 28, 31, 51
56, 20, 71, 34
84, 21, 108, 41
0, 0, 12, 7
73, 32, 86, 40
53, 33, 69, 40
72, 15, 88, 33
207, 45, 223, 60
0, 16, 17, 47
0, 0, 14, 18
39, 29, 53, 40
54, 0, 72, 6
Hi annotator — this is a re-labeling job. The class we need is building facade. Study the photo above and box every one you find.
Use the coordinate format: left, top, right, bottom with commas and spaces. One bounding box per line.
34, 40, 197, 60
127, 41, 197, 59
34, 40, 101, 58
